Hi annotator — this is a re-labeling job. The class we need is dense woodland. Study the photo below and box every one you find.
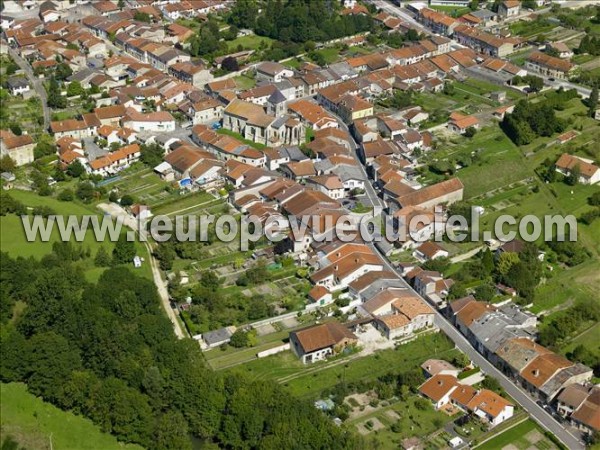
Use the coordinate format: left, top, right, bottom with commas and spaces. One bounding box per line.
228, 0, 374, 44
0, 249, 362, 449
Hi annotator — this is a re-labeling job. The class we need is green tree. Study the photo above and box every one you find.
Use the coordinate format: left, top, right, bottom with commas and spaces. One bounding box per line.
140, 143, 164, 167
120, 194, 134, 206
67, 80, 84, 97
0, 155, 16, 173
588, 85, 598, 117
112, 233, 136, 265
497, 252, 519, 277
94, 246, 112, 267
57, 188, 74, 201
76, 182, 95, 202
66, 160, 85, 178
55, 63, 73, 81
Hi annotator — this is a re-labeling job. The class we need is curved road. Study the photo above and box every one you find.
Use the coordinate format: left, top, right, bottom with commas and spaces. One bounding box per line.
7, 46, 51, 130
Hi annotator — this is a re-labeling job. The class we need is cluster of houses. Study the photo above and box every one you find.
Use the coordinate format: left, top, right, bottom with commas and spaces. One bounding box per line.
445, 294, 597, 436
419, 369, 515, 427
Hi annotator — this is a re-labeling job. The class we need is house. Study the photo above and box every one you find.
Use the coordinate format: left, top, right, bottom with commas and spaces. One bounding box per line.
289, 322, 357, 364
201, 326, 237, 349
556, 384, 593, 419
520, 353, 593, 401
307, 285, 333, 309
526, 52, 574, 80
467, 389, 514, 426
418, 8, 458, 37
288, 99, 338, 130
337, 94, 373, 124
0, 132, 35, 166
413, 241, 449, 262
393, 178, 464, 210
94, 105, 126, 127
256, 61, 294, 83
310, 250, 383, 291
547, 42, 574, 59
50, 116, 98, 139
371, 291, 435, 340
280, 160, 316, 181
448, 113, 480, 134
554, 153, 600, 185
305, 175, 345, 200
418, 374, 459, 409
421, 359, 461, 378
453, 25, 514, 57
122, 109, 176, 133
348, 270, 405, 301
189, 98, 223, 125
6, 77, 30, 96
563, 386, 600, 436
130, 204, 152, 222
498, 0, 520, 18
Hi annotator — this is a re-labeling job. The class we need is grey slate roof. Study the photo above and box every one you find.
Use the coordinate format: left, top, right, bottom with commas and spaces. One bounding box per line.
203, 327, 234, 346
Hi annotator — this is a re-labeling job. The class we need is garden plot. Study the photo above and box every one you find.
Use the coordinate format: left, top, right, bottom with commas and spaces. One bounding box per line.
357, 417, 386, 435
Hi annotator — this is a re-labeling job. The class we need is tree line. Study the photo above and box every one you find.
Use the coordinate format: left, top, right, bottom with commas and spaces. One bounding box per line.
0, 250, 362, 449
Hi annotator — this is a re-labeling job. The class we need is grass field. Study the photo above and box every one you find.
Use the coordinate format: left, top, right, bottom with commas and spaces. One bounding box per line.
429, 4, 471, 17
230, 332, 458, 398
227, 34, 274, 52
0, 189, 153, 281
217, 127, 268, 150
476, 419, 559, 450
234, 73, 257, 90
0, 383, 141, 450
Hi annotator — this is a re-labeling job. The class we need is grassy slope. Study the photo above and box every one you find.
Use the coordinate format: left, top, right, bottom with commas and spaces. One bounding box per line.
0, 190, 153, 282
0, 383, 142, 450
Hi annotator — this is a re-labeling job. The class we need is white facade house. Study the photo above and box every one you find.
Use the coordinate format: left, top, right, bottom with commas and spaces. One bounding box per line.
122, 109, 176, 133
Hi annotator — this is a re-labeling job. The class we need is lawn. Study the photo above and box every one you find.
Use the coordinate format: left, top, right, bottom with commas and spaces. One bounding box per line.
476, 419, 559, 450
309, 47, 341, 65
429, 4, 471, 17
0, 383, 142, 450
233, 73, 257, 90
227, 34, 274, 52
217, 127, 268, 150
230, 332, 458, 398
0, 189, 153, 281
151, 190, 217, 215
425, 126, 530, 199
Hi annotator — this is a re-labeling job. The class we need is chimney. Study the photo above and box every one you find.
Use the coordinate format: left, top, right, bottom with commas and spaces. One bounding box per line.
533, 369, 540, 377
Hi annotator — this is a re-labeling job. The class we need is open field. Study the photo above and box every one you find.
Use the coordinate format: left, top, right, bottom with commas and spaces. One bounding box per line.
227, 34, 274, 52
230, 332, 458, 398
1, 383, 142, 450
0, 189, 153, 281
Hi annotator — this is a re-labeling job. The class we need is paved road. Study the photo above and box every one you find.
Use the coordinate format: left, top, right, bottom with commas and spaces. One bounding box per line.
330, 110, 586, 449
329, 110, 385, 212
369, 238, 585, 450
7, 46, 51, 130
369, 0, 428, 34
